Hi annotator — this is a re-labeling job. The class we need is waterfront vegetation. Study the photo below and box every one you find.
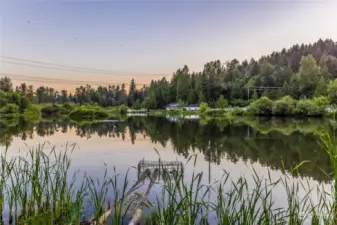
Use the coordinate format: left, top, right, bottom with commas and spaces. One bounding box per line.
0, 132, 336, 224
0, 114, 337, 223
3, 38, 337, 223
1, 39, 337, 117
0, 95, 335, 124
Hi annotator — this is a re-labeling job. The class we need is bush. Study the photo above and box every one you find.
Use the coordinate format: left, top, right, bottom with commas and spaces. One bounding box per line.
312, 96, 329, 108
118, 104, 128, 114
328, 79, 337, 104
0, 103, 19, 114
215, 95, 228, 109
247, 97, 273, 116
228, 107, 244, 116
19, 96, 31, 112
272, 96, 296, 116
294, 97, 327, 117
133, 99, 142, 110
59, 103, 76, 115
230, 99, 249, 107
69, 106, 109, 121
199, 102, 210, 114
24, 105, 40, 120
41, 106, 59, 117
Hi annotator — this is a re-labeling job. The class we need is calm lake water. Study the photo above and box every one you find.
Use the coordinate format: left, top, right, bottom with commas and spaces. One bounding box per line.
0, 116, 334, 220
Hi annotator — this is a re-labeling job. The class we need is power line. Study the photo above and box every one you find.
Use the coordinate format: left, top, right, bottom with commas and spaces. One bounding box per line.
0, 60, 162, 77
0, 73, 150, 87
0, 56, 171, 76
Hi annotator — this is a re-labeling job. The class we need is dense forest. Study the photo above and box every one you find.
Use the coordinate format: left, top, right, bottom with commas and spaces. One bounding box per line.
1, 38, 337, 109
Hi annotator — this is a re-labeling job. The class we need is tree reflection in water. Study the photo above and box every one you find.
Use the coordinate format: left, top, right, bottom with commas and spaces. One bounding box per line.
0, 116, 333, 182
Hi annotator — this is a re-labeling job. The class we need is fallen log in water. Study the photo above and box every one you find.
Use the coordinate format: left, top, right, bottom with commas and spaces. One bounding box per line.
128, 168, 159, 225
82, 169, 151, 225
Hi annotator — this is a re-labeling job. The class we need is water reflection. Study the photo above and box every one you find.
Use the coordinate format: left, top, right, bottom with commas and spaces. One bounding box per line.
0, 116, 333, 182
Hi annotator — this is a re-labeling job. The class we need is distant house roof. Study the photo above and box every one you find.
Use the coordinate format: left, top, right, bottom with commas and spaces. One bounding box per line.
167, 103, 178, 107
186, 104, 199, 108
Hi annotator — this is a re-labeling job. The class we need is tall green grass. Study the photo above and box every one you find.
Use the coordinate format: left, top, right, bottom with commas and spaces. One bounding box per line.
0, 142, 336, 224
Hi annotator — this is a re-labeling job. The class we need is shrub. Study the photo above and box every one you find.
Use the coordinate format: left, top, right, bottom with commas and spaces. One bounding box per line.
312, 96, 329, 108
0, 103, 19, 114
59, 103, 75, 115
309, 97, 329, 116
328, 78, 337, 104
62, 102, 74, 111
94, 108, 110, 119
141, 96, 157, 109
118, 104, 128, 114
24, 105, 40, 120
215, 95, 228, 109
294, 97, 327, 117
230, 99, 249, 107
294, 99, 311, 116
19, 96, 31, 112
69, 106, 109, 121
272, 96, 296, 116
247, 97, 273, 116
228, 107, 244, 116
133, 99, 142, 110
199, 102, 210, 114
41, 106, 59, 117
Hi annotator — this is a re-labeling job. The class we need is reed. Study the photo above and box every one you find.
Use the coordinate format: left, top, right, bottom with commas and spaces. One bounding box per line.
0, 143, 336, 224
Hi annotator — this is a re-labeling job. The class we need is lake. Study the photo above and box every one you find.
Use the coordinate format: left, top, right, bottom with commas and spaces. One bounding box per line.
0, 116, 334, 222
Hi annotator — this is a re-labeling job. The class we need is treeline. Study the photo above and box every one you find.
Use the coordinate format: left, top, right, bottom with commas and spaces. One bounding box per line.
1, 38, 337, 109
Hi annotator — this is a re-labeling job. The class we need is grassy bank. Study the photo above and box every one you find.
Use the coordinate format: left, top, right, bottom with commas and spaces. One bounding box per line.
0, 133, 337, 224
3, 95, 336, 124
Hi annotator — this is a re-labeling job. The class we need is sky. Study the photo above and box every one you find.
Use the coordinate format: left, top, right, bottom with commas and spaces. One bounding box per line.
0, 0, 337, 91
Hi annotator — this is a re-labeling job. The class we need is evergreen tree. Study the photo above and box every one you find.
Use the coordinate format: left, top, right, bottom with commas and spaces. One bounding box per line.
314, 76, 328, 97
215, 95, 228, 108
298, 55, 321, 97
251, 90, 259, 101
128, 78, 136, 107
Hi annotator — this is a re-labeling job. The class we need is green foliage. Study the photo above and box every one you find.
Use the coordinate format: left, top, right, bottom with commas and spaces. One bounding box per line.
19, 96, 31, 111
41, 105, 59, 117
230, 99, 249, 107
133, 99, 142, 110
247, 97, 273, 116
0, 90, 8, 106
328, 78, 337, 104
0, 90, 31, 114
0, 145, 334, 225
24, 105, 40, 120
63, 102, 75, 111
215, 95, 228, 109
199, 102, 210, 114
251, 90, 259, 101
228, 107, 244, 116
0, 76, 13, 92
177, 99, 186, 107
298, 55, 321, 97
294, 97, 328, 117
118, 104, 128, 114
142, 96, 157, 109
0, 103, 19, 115
69, 106, 109, 121
314, 76, 328, 97
272, 96, 296, 116
127, 78, 138, 107
58, 103, 76, 115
